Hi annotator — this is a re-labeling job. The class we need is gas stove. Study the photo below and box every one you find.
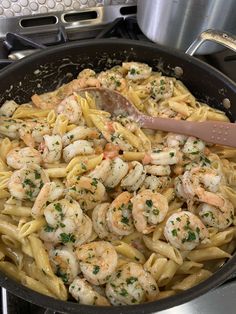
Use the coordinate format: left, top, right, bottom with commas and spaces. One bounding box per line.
1, 4, 236, 314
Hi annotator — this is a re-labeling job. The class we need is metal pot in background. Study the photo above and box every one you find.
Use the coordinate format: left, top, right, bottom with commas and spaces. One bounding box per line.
137, 0, 236, 54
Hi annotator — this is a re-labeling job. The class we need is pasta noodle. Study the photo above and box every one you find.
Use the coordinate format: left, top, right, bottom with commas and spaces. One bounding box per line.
0, 61, 234, 307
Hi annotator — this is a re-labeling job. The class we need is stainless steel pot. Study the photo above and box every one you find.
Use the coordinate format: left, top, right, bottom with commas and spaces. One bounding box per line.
137, 0, 236, 54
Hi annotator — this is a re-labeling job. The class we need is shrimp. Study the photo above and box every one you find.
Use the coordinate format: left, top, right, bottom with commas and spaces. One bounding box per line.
76, 241, 118, 285
6, 147, 42, 169
68, 176, 106, 210
8, 164, 49, 201
92, 203, 110, 239
198, 198, 234, 230
143, 175, 172, 193
176, 167, 222, 203
63, 140, 94, 163
40, 134, 62, 163
97, 70, 126, 91
0, 100, 19, 117
106, 262, 159, 305
88, 159, 112, 183
122, 62, 152, 81
42, 198, 83, 244
32, 90, 60, 110
106, 192, 134, 236
131, 189, 168, 234
104, 157, 129, 188
121, 161, 146, 192
69, 277, 110, 306
19, 121, 51, 147
32, 180, 64, 217
62, 126, 99, 147
75, 214, 93, 247
0, 118, 21, 139
78, 68, 96, 79
144, 165, 171, 176
146, 77, 174, 101
182, 137, 205, 160
143, 148, 180, 165
164, 211, 209, 251
57, 94, 82, 124
49, 246, 80, 284
166, 133, 187, 148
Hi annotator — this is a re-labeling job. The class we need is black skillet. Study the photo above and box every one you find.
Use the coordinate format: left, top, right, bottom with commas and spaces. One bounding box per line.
0, 34, 236, 314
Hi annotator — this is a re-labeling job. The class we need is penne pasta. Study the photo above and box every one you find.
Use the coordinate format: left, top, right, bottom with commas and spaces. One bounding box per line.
158, 260, 179, 287
172, 269, 212, 291
143, 236, 183, 265
112, 240, 146, 264
187, 247, 231, 262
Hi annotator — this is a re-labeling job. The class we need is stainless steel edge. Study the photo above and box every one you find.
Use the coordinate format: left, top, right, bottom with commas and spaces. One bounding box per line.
137, 0, 236, 55
2, 287, 8, 314
186, 29, 236, 56
0, 4, 136, 39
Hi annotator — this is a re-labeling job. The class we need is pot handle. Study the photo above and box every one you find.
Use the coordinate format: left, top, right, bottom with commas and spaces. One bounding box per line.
186, 29, 236, 56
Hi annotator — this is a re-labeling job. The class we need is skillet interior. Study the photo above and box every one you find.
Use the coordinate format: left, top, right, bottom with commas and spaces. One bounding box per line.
0, 39, 236, 314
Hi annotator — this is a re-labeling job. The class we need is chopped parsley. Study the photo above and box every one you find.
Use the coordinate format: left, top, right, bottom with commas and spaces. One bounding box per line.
26, 190, 33, 199
23, 179, 36, 188
153, 208, 159, 215
182, 231, 196, 243
171, 229, 178, 237
81, 163, 87, 171
196, 227, 200, 234
120, 288, 128, 297
93, 265, 100, 275
91, 178, 98, 188
54, 203, 62, 212
130, 68, 136, 75
169, 152, 175, 158
60, 233, 75, 244
121, 216, 129, 225
44, 225, 54, 232
34, 170, 41, 179
200, 156, 211, 166
56, 267, 69, 284
146, 199, 153, 207
126, 277, 137, 285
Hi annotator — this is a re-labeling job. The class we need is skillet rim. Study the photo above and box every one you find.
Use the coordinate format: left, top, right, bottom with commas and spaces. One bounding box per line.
0, 38, 236, 313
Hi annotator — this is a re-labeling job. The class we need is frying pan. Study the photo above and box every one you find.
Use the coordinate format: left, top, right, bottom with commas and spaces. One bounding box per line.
1, 30, 236, 313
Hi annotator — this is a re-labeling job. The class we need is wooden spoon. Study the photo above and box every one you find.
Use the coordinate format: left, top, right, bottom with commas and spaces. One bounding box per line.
80, 87, 236, 148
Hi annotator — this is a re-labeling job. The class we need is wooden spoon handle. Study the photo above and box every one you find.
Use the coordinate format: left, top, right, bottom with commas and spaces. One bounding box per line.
140, 116, 236, 147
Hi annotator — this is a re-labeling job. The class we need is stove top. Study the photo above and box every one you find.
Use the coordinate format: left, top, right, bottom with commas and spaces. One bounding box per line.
0, 5, 236, 314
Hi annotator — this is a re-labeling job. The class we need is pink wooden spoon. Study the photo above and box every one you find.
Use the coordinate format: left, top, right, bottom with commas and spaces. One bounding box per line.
80, 87, 236, 148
